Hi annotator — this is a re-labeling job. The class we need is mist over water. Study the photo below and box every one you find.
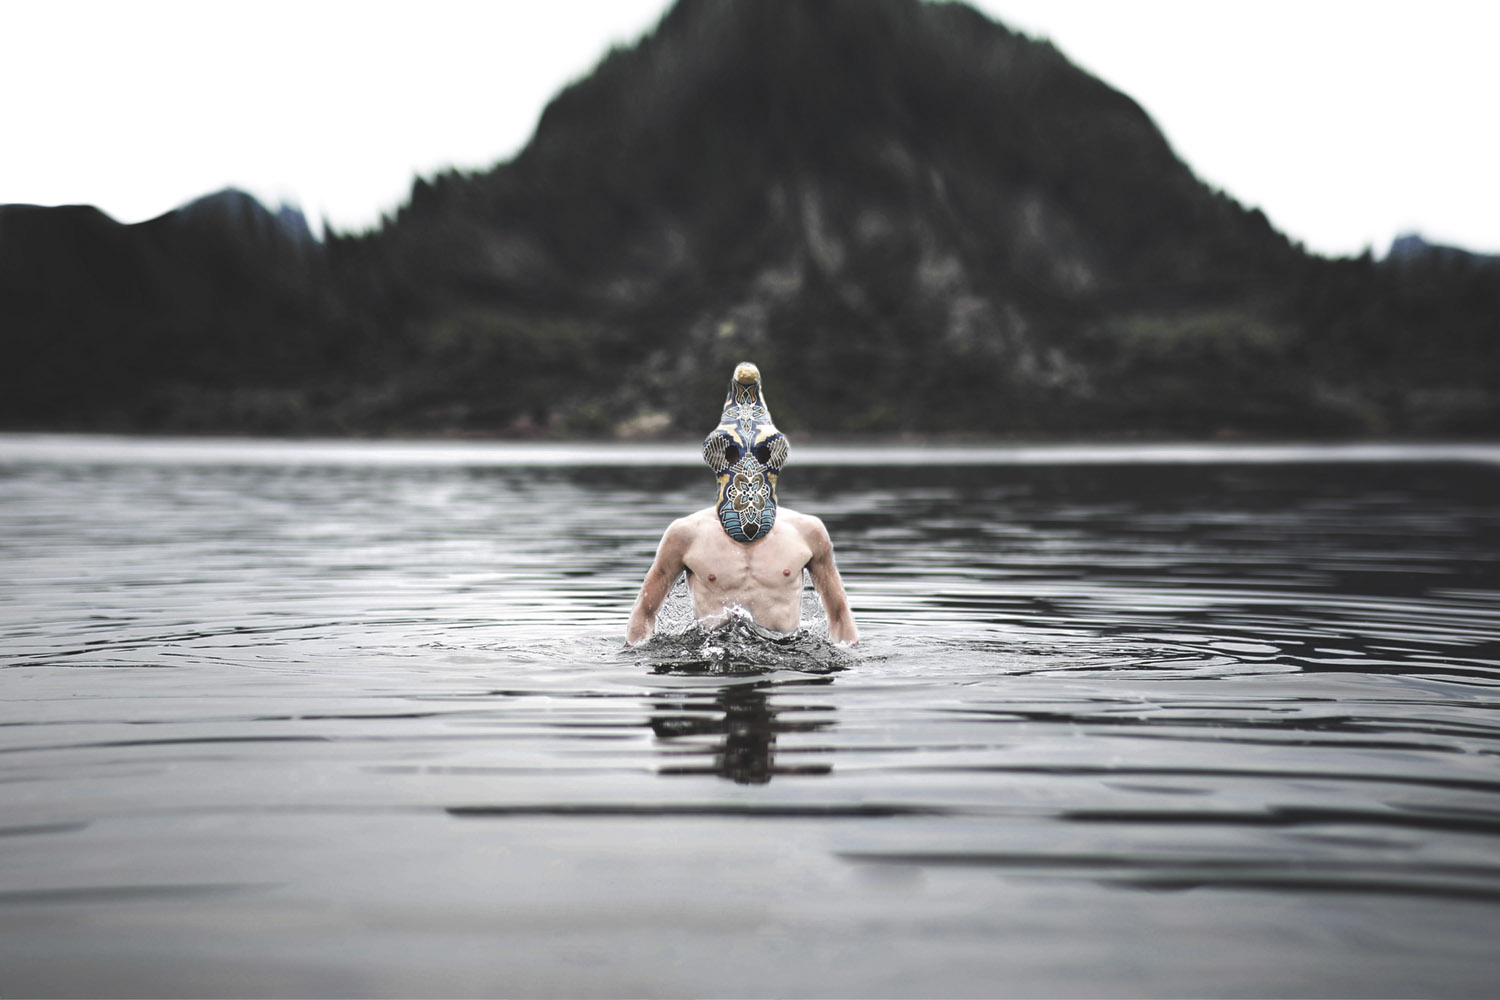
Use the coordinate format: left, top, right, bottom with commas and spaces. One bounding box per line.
2, 437, 1499, 997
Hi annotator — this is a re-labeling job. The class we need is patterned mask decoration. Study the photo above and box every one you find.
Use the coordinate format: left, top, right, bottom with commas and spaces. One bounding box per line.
702, 362, 789, 543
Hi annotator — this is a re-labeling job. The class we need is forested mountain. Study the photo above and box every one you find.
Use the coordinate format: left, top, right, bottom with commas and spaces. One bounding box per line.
3, 0, 1495, 437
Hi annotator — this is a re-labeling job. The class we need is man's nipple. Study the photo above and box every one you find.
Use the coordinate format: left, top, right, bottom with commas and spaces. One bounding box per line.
783, 569, 792, 576
707, 573, 717, 582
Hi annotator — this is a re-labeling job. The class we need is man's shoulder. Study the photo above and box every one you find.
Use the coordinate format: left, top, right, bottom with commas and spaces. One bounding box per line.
777, 506, 823, 526
777, 507, 830, 540
664, 508, 720, 539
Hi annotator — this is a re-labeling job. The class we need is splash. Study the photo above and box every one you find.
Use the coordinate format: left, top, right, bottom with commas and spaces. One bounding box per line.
647, 572, 702, 637
651, 570, 828, 636
635, 572, 852, 675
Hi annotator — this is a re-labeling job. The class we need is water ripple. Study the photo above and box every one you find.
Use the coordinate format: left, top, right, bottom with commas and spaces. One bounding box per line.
3, 439, 1499, 995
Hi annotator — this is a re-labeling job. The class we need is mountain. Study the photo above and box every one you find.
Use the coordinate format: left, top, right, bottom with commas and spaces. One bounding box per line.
1387, 233, 1500, 267
345, 0, 1304, 435
3, 0, 1497, 437
0, 189, 346, 431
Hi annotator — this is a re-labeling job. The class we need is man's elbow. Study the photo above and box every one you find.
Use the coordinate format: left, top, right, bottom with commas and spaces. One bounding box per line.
827, 603, 859, 645
626, 611, 654, 645
626, 587, 660, 644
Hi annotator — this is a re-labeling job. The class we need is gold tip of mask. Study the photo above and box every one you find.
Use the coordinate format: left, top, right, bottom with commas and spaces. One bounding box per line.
734, 362, 760, 385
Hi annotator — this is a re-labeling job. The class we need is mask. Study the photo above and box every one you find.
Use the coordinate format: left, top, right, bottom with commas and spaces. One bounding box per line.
702, 362, 789, 543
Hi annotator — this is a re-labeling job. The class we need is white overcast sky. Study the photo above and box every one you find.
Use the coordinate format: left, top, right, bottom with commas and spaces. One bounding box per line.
3, 0, 1495, 257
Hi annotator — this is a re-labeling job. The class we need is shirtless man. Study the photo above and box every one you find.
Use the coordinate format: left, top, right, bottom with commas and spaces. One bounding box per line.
627, 362, 859, 645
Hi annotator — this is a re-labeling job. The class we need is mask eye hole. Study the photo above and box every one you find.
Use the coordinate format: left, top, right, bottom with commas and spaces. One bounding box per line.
703, 431, 741, 473
753, 443, 771, 465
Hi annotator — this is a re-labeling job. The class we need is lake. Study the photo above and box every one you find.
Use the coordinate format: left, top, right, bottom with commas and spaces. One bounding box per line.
2, 434, 1499, 998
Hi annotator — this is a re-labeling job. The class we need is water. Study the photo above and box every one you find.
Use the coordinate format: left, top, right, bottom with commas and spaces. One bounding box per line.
3, 434, 1499, 997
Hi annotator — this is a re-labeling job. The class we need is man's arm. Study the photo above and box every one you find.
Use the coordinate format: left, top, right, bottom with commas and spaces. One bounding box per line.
626, 519, 691, 644
804, 516, 859, 645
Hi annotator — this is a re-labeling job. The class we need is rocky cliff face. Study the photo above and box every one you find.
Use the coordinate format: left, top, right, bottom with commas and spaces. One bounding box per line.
3, 0, 1496, 436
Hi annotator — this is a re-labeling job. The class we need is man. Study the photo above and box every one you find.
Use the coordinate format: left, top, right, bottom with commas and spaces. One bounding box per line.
626, 362, 859, 645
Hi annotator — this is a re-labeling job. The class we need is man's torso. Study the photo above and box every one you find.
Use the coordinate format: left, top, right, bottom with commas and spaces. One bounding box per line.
679, 507, 815, 631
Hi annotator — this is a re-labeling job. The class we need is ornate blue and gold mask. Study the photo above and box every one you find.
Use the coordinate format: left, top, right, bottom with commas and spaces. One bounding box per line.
702, 362, 789, 543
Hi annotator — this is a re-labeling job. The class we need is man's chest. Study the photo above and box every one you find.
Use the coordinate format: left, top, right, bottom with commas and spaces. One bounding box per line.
685, 535, 810, 590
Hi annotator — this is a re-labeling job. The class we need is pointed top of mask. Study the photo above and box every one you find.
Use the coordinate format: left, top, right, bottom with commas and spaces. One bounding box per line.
722, 361, 771, 421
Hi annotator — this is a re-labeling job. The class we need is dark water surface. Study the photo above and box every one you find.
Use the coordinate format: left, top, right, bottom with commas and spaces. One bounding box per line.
3, 435, 1499, 997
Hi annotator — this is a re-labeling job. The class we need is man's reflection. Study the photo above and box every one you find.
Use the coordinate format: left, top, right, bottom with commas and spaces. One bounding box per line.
650, 680, 834, 784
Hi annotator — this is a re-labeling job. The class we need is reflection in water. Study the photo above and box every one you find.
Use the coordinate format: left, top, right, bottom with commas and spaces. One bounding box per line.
651, 680, 836, 784
636, 613, 845, 783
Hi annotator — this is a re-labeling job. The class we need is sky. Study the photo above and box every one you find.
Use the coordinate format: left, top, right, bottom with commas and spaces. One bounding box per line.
4, 0, 1496, 257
